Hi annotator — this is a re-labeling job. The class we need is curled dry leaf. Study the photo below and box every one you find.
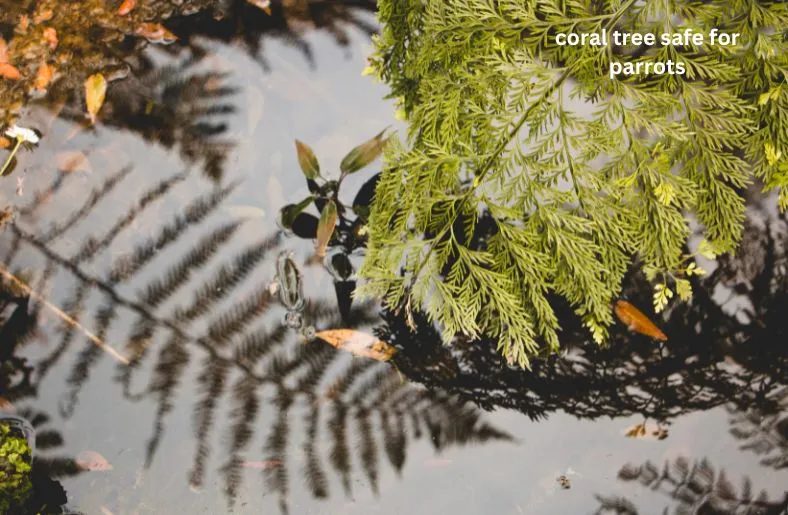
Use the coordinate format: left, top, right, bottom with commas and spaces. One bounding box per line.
117, 0, 137, 15
614, 300, 667, 341
85, 73, 107, 124
75, 450, 113, 471
135, 23, 178, 45
314, 329, 397, 361
55, 151, 91, 173
43, 28, 58, 50
34, 61, 54, 91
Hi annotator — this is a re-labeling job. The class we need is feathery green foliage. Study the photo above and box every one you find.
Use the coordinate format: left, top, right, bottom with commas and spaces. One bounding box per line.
358, 0, 788, 367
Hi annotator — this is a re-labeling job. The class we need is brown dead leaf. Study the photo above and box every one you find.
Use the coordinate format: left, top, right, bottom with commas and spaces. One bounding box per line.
0, 136, 10, 149
43, 28, 58, 50
624, 423, 646, 438
314, 329, 397, 361
34, 9, 54, 23
0, 396, 16, 412
85, 73, 107, 124
134, 23, 178, 44
34, 61, 54, 91
118, 0, 137, 15
75, 450, 113, 471
55, 151, 91, 174
0, 63, 21, 80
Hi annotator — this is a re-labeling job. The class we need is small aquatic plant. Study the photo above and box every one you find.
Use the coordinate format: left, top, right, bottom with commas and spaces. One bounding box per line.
0, 421, 33, 513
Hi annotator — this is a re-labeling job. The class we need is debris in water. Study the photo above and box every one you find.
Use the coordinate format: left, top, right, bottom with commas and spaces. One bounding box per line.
75, 450, 113, 471
314, 329, 397, 361
614, 300, 668, 341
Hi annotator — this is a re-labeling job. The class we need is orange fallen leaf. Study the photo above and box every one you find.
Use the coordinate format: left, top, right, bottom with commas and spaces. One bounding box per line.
34, 61, 54, 91
614, 300, 667, 341
19, 15, 29, 32
314, 329, 397, 361
117, 0, 137, 15
0, 396, 16, 412
54, 151, 91, 173
0, 136, 10, 149
75, 450, 113, 471
0, 63, 21, 80
134, 23, 178, 44
43, 28, 58, 50
85, 73, 107, 124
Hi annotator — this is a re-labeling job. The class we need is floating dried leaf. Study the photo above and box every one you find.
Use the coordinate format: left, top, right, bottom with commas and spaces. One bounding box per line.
624, 423, 647, 438
0, 396, 15, 412
117, 0, 137, 15
85, 73, 107, 124
0, 136, 9, 149
614, 300, 667, 341
135, 23, 178, 45
314, 329, 397, 361
55, 151, 91, 173
75, 450, 113, 471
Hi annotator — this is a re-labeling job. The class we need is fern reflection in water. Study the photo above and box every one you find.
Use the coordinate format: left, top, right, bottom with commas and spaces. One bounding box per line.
1, 161, 515, 512
595, 457, 788, 514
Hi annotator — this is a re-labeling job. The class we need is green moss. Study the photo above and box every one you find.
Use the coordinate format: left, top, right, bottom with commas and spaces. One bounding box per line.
0, 422, 33, 513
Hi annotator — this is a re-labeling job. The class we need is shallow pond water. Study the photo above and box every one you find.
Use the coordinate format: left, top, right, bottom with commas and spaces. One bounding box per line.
1, 6, 787, 515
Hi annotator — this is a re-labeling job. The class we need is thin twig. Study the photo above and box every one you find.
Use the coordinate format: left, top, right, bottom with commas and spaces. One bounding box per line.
0, 264, 129, 365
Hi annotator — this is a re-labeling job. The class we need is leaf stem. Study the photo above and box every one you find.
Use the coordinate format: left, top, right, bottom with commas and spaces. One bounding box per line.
0, 137, 23, 177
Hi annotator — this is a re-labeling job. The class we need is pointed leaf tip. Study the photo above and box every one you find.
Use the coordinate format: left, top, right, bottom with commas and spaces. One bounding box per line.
315, 200, 337, 257
340, 129, 390, 175
295, 140, 320, 180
